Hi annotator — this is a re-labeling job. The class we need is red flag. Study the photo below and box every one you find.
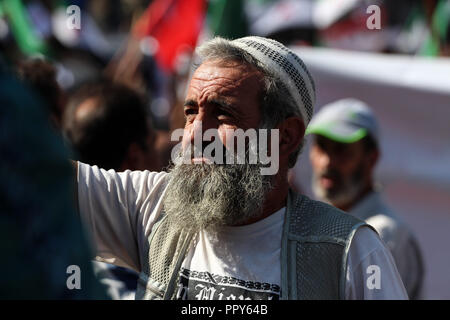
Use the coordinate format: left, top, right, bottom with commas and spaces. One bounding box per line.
134, 0, 206, 72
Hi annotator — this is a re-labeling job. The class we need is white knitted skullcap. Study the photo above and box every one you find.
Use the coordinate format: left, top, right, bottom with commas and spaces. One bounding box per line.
230, 36, 316, 127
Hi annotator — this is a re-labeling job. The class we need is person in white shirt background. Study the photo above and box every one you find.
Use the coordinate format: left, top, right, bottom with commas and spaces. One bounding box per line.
306, 98, 424, 299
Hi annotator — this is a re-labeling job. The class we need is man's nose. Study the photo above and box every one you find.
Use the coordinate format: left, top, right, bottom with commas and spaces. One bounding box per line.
319, 152, 333, 169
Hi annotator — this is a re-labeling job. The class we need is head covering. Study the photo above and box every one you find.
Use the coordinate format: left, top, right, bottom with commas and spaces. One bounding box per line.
306, 98, 379, 144
230, 36, 316, 127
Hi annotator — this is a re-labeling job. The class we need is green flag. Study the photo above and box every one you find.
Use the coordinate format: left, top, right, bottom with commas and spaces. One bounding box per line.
421, 0, 450, 56
1, 0, 47, 56
207, 0, 249, 39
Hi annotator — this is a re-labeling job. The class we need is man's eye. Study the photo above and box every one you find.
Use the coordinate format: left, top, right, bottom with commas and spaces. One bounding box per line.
217, 109, 233, 119
184, 109, 197, 116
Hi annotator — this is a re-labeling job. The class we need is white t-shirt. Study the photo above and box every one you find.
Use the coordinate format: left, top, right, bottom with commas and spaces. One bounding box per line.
349, 191, 424, 299
77, 162, 408, 300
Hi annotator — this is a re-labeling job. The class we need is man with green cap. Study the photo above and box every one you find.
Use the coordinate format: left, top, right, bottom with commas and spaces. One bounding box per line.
307, 98, 424, 299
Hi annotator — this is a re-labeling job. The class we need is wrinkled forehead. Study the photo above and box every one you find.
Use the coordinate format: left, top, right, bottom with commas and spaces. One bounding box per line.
185, 59, 264, 125
189, 59, 264, 94
190, 59, 264, 91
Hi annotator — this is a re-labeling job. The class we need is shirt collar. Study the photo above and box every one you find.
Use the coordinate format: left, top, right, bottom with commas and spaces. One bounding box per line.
348, 190, 385, 221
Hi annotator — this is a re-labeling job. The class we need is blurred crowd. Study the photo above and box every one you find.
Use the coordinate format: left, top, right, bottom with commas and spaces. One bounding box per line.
1, 0, 449, 132
0, 0, 446, 299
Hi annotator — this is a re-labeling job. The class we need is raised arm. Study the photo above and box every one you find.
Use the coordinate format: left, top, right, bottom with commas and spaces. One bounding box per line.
74, 161, 168, 273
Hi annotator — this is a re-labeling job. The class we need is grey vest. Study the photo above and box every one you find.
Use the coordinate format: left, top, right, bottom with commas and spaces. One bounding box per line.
135, 190, 371, 300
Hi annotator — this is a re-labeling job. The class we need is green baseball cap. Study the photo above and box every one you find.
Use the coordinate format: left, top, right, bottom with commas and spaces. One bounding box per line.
306, 98, 379, 144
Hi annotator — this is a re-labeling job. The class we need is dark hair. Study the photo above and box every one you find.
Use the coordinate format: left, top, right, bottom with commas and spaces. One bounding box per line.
16, 59, 63, 124
63, 81, 150, 170
361, 134, 378, 152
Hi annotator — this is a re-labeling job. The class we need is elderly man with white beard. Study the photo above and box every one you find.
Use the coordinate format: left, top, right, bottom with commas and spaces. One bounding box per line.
75, 37, 408, 300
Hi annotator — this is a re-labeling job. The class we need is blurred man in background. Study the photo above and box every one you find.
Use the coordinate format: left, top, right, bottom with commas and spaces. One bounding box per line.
63, 80, 160, 172
62, 80, 160, 299
307, 98, 424, 299
16, 58, 66, 129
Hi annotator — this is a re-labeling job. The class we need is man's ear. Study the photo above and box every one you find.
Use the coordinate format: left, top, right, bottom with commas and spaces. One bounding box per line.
278, 116, 305, 164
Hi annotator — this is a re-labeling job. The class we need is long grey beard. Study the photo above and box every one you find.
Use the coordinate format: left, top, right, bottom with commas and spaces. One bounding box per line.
163, 159, 273, 233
